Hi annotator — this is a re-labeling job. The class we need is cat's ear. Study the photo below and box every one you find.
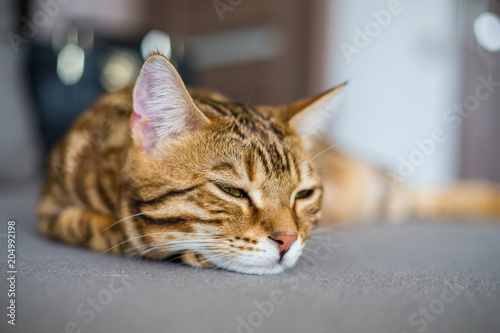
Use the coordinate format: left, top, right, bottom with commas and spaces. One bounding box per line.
131, 54, 209, 152
281, 82, 347, 137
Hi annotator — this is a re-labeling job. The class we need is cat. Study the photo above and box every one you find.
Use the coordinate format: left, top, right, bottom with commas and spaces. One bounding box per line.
37, 53, 500, 275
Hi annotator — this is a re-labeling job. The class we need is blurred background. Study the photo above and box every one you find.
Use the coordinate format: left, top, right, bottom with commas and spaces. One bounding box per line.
1, 0, 499, 190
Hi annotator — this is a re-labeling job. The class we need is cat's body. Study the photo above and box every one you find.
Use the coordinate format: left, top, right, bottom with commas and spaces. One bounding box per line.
38, 54, 500, 274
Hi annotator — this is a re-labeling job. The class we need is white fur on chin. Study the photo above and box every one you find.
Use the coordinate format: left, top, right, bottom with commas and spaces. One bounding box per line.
201, 236, 303, 275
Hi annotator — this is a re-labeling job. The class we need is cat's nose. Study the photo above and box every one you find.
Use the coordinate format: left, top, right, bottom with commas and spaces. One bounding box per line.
269, 233, 298, 258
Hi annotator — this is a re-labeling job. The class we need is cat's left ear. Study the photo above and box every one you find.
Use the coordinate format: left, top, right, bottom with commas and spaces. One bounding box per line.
131, 54, 209, 152
281, 82, 347, 136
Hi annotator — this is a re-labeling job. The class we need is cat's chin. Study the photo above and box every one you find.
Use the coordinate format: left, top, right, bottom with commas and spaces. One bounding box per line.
199, 237, 304, 275
233, 253, 302, 275
219, 262, 290, 275
203, 250, 301, 275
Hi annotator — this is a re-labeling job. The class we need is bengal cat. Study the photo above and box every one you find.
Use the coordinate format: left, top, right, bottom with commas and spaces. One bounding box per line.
37, 54, 500, 274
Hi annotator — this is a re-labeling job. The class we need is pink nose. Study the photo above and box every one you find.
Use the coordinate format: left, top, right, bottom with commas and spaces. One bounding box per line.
269, 233, 298, 256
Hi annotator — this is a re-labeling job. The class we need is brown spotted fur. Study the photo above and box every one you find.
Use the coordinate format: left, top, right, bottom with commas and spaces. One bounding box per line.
37, 55, 500, 273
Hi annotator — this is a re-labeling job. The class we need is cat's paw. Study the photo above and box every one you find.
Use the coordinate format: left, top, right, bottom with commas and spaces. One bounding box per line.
181, 251, 215, 269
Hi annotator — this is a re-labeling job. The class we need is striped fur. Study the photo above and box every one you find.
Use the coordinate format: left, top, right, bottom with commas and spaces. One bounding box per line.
38, 54, 500, 275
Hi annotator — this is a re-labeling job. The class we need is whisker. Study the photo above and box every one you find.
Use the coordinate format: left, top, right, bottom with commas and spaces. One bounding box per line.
203, 250, 244, 272
195, 253, 229, 270
101, 232, 180, 254
243, 84, 256, 124
102, 232, 226, 254
98, 211, 154, 234
144, 247, 168, 260
226, 256, 246, 272
302, 141, 346, 167
211, 257, 238, 272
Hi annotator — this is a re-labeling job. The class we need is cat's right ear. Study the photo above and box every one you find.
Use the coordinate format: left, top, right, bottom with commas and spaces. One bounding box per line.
280, 82, 347, 137
131, 54, 209, 152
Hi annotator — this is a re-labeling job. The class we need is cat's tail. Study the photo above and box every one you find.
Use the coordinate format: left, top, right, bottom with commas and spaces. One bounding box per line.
404, 181, 500, 220
311, 139, 500, 223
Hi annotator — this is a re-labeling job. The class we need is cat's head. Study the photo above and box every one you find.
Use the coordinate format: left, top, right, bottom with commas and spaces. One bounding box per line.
124, 54, 344, 274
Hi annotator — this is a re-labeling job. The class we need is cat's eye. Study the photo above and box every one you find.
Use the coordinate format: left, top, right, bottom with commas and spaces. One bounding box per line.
218, 185, 246, 198
295, 189, 313, 199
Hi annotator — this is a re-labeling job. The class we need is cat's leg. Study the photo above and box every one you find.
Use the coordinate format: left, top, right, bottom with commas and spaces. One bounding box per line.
181, 251, 215, 268
38, 206, 127, 254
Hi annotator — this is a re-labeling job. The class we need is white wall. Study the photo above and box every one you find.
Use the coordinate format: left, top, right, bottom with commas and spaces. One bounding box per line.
322, 0, 462, 185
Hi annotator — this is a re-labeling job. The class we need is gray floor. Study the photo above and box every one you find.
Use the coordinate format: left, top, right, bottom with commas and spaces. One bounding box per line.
1, 182, 499, 333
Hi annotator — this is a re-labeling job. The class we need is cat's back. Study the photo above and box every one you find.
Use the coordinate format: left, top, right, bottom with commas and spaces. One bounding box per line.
57, 85, 134, 161
73, 85, 134, 139
40, 86, 135, 217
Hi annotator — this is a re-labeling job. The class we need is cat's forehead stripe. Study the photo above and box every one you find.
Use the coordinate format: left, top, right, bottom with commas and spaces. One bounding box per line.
197, 97, 306, 183
199, 99, 281, 138
244, 151, 255, 182
210, 162, 240, 179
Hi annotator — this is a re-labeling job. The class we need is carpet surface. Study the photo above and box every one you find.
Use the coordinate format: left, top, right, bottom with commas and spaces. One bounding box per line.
1, 182, 499, 333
